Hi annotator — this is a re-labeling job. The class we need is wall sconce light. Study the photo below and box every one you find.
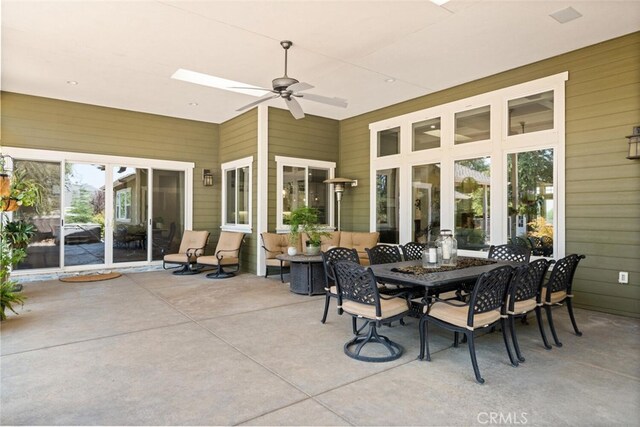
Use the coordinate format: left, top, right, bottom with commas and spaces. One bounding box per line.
203, 169, 214, 187
324, 177, 354, 231
626, 126, 640, 160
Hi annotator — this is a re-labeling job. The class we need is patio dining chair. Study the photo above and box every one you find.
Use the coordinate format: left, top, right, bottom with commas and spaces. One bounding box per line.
488, 244, 531, 263
419, 265, 515, 384
333, 260, 410, 362
505, 259, 552, 364
401, 241, 426, 261
198, 231, 245, 279
540, 254, 586, 347
321, 247, 360, 330
162, 230, 210, 275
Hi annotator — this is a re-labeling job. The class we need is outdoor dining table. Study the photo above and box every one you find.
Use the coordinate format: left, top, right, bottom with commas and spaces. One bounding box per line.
368, 257, 517, 317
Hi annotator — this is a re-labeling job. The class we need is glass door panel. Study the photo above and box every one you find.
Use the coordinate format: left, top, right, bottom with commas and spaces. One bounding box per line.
13, 160, 62, 270
63, 163, 106, 267
412, 164, 441, 243
376, 168, 399, 244
151, 170, 185, 261
454, 157, 491, 250
113, 166, 148, 263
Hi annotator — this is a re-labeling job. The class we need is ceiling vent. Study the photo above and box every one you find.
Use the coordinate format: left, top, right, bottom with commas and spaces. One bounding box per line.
549, 6, 583, 24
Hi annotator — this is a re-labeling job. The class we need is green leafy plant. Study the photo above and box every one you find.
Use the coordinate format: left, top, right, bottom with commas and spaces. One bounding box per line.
5, 169, 41, 209
288, 206, 330, 247
0, 280, 27, 321
4, 220, 37, 250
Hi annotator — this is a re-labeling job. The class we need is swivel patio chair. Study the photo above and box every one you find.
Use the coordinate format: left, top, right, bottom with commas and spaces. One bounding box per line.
333, 260, 410, 362
540, 254, 586, 347
401, 241, 426, 261
198, 231, 245, 279
321, 247, 360, 329
260, 232, 291, 282
505, 259, 552, 364
488, 244, 531, 263
162, 230, 210, 275
419, 265, 515, 384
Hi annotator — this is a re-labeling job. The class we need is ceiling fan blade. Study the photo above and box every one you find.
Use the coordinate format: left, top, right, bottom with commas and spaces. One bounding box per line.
229, 86, 273, 92
287, 82, 313, 93
298, 93, 348, 108
236, 93, 280, 112
284, 97, 305, 120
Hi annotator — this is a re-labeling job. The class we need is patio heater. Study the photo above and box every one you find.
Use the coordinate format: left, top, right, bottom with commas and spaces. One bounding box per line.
324, 177, 354, 231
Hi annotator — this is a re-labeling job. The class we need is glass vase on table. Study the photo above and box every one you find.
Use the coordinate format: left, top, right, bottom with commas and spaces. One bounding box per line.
422, 242, 440, 268
436, 230, 457, 267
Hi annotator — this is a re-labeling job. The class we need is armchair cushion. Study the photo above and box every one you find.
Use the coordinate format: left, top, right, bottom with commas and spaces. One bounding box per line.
339, 231, 380, 265
427, 301, 501, 330
176, 230, 209, 257
261, 232, 290, 259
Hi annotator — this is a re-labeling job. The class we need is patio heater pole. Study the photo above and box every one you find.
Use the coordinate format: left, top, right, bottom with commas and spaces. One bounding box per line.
324, 177, 354, 231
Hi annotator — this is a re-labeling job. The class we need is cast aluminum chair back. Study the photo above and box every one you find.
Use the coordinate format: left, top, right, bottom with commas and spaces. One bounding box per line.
321, 247, 359, 328
365, 244, 403, 265
505, 259, 552, 363
419, 265, 514, 383
401, 242, 426, 261
488, 244, 531, 263
540, 254, 586, 347
333, 260, 409, 362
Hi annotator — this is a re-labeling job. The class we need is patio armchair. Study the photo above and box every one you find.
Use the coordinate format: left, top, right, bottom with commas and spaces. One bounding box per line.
333, 260, 410, 362
198, 231, 245, 279
321, 247, 359, 332
260, 232, 295, 282
505, 259, 552, 364
419, 265, 515, 384
540, 254, 586, 347
162, 230, 210, 275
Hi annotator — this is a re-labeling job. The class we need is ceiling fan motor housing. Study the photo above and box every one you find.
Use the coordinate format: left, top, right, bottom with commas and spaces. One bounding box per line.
272, 76, 299, 92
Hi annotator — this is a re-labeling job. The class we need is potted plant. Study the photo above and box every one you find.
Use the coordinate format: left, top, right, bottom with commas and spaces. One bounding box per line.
1, 170, 41, 212
288, 206, 329, 256
4, 220, 37, 250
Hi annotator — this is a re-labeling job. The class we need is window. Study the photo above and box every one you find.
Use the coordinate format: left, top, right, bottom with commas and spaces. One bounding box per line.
221, 156, 252, 231
115, 188, 131, 221
413, 118, 441, 151
369, 72, 567, 257
276, 156, 335, 231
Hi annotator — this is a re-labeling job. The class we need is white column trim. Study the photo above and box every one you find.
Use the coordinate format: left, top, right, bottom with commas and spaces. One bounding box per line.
256, 105, 269, 276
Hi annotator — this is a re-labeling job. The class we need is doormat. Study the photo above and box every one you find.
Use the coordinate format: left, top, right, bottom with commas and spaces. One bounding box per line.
59, 272, 122, 283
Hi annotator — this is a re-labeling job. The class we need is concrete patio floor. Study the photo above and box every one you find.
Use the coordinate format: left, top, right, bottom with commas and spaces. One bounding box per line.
1, 270, 639, 426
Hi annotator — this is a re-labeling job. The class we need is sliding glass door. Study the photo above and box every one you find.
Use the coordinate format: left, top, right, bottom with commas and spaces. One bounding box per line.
112, 166, 149, 264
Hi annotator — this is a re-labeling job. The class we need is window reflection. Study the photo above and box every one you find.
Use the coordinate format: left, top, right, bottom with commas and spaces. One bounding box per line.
412, 164, 441, 243
377, 127, 400, 156
413, 118, 441, 151
454, 158, 491, 250
376, 168, 399, 244
508, 91, 554, 136
455, 106, 490, 144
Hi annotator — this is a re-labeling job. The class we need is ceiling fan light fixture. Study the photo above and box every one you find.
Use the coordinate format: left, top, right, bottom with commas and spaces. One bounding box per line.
171, 68, 265, 98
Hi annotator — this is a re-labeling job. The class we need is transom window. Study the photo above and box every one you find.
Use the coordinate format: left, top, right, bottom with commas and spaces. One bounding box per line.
369, 72, 567, 258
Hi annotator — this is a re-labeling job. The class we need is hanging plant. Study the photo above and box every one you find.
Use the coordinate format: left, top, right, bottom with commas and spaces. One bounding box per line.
0, 170, 41, 212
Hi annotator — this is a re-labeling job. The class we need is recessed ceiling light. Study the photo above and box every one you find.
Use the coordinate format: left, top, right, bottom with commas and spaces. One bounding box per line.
385, 78, 396, 83
430, 0, 450, 6
66, 80, 78, 85
171, 68, 265, 98
549, 6, 582, 24
188, 102, 199, 106
430, 125, 436, 129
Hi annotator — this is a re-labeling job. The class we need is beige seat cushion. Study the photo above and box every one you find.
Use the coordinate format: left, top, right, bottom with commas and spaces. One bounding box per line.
261, 232, 294, 258
342, 297, 408, 320
198, 255, 239, 266
509, 298, 537, 315
339, 231, 379, 265
427, 301, 501, 330
214, 231, 244, 258
163, 253, 195, 264
327, 285, 337, 295
265, 259, 290, 267
541, 288, 567, 305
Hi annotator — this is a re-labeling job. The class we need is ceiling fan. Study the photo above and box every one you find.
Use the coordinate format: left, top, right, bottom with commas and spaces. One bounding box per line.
234, 40, 348, 119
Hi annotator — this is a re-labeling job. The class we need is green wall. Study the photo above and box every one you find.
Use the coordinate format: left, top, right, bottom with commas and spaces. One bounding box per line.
219, 109, 258, 274
339, 32, 640, 317
267, 107, 340, 231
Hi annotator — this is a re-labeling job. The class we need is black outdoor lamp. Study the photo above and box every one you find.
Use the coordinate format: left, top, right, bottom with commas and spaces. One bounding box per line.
626, 126, 640, 160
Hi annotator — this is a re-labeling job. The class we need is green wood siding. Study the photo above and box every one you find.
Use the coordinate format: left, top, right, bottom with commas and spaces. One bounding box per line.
267, 107, 340, 231
1, 91, 219, 235
339, 32, 640, 317
219, 109, 258, 274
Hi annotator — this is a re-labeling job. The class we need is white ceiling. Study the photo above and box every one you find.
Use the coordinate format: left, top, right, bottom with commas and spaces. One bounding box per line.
2, 0, 639, 124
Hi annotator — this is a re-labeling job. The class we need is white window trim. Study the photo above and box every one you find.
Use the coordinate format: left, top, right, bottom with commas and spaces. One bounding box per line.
369, 72, 567, 258
275, 155, 336, 233
221, 156, 253, 233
